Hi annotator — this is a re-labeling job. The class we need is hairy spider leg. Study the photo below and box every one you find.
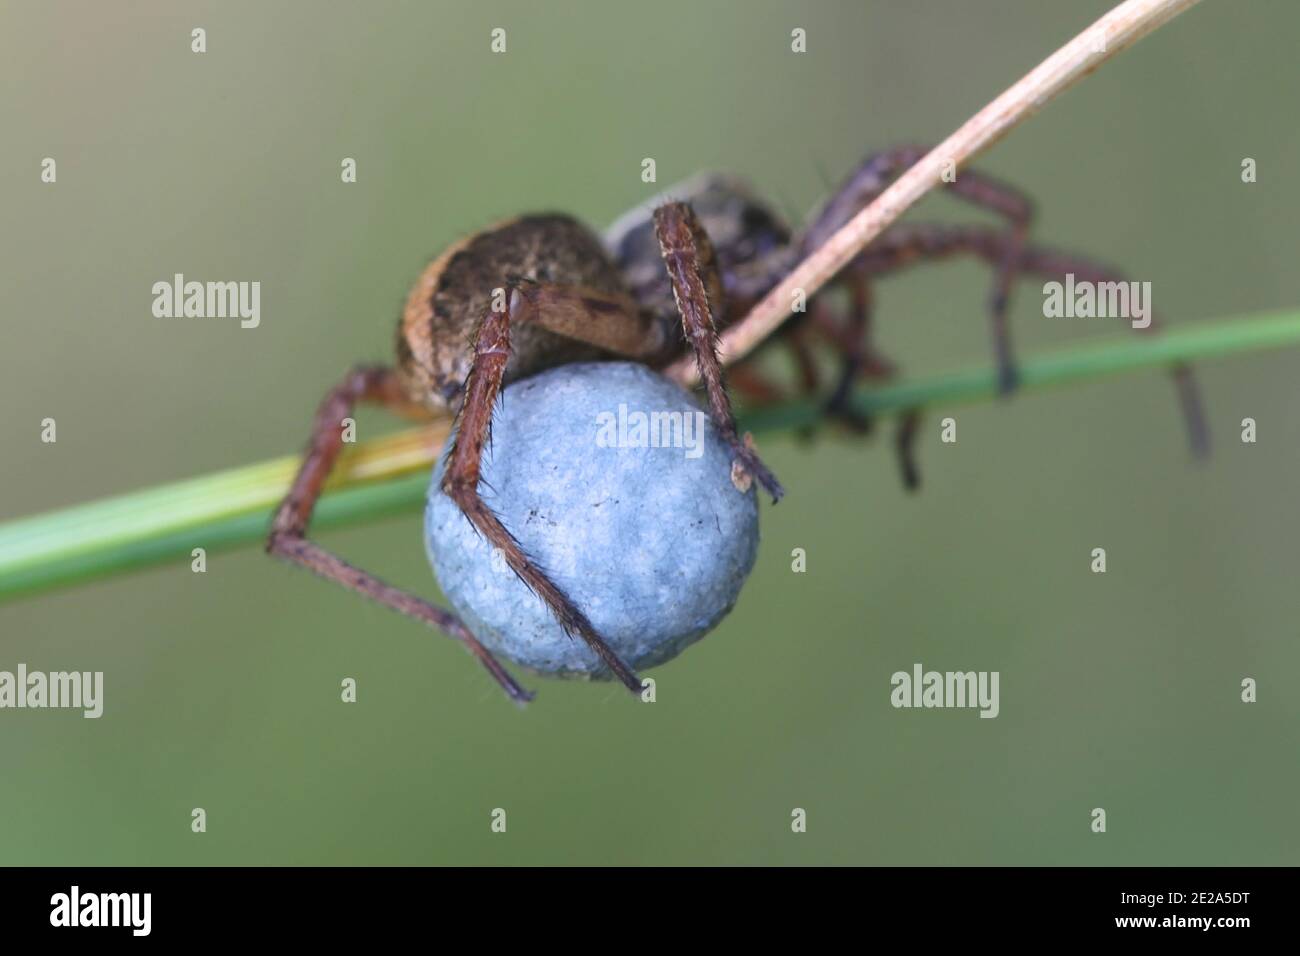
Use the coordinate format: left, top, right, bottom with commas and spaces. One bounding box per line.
440, 282, 667, 694
853, 222, 1209, 460
266, 365, 534, 703
652, 202, 784, 502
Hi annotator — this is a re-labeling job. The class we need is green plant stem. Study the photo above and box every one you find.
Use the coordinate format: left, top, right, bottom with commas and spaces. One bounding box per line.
2, 308, 1299, 603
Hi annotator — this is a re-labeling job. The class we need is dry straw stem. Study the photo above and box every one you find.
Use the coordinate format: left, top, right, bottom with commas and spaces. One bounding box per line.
668, 0, 1207, 386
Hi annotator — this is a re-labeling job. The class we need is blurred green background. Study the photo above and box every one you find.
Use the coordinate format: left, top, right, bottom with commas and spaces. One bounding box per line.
2, 0, 1297, 865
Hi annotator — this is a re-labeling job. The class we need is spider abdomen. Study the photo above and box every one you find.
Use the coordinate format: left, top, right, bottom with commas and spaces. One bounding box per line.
397, 214, 632, 411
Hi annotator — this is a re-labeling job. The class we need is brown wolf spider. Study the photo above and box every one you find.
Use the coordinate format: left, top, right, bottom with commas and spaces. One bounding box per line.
267, 145, 1206, 703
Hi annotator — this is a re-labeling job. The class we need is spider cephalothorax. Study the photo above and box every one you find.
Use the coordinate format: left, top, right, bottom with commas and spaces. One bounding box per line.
606, 173, 797, 326
268, 146, 1206, 702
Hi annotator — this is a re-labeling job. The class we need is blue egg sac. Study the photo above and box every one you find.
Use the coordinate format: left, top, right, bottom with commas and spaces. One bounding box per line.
425, 362, 761, 679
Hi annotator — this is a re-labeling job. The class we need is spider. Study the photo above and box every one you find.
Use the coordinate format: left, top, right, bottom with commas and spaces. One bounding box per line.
267, 145, 1206, 703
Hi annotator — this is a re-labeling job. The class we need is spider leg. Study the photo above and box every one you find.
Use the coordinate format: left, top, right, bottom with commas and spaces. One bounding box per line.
266, 365, 534, 704
799, 146, 931, 255
894, 407, 923, 491
723, 311, 838, 447
800, 145, 1033, 394
729, 295, 891, 438
441, 284, 659, 693
787, 315, 827, 396
727, 361, 788, 405
727, 297, 826, 405
822, 270, 885, 431
809, 270, 923, 479
853, 222, 1209, 458
652, 202, 784, 502
950, 173, 1031, 395
508, 278, 667, 360
706, 147, 1205, 483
